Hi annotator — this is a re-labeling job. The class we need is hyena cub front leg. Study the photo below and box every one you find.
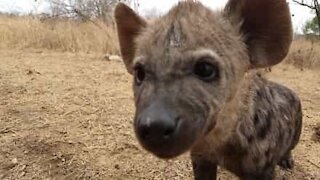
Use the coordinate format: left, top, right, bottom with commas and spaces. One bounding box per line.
114, 0, 298, 179
278, 152, 295, 170
278, 103, 303, 170
191, 154, 217, 180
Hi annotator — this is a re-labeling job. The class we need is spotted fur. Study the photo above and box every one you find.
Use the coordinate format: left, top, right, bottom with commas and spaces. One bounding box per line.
114, 1, 302, 179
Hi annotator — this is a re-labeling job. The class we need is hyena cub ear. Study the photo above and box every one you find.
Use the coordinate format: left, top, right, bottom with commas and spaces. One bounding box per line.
225, 0, 293, 69
114, 3, 147, 74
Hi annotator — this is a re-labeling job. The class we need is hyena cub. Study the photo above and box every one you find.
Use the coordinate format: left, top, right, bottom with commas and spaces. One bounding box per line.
114, 0, 303, 179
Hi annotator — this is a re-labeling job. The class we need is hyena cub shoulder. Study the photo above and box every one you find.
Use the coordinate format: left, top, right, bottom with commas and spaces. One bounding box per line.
114, 0, 303, 179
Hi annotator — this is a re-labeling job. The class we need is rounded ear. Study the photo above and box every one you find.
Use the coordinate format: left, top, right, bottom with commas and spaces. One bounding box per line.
114, 3, 147, 74
225, 0, 293, 69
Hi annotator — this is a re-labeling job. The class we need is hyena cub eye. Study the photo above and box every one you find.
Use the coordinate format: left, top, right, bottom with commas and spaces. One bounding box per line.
134, 64, 146, 86
193, 58, 220, 82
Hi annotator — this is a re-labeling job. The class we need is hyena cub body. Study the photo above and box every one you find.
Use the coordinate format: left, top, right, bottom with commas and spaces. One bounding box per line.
114, 0, 303, 179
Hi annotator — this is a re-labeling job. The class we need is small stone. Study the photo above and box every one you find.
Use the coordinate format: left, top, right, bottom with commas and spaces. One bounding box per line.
12, 158, 18, 164
103, 54, 122, 61
109, 55, 122, 62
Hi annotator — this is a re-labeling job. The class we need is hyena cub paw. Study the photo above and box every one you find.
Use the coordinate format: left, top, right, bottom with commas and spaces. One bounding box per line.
278, 152, 294, 170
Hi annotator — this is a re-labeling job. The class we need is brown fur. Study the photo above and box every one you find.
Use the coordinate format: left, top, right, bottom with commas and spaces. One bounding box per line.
114, 1, 302, 179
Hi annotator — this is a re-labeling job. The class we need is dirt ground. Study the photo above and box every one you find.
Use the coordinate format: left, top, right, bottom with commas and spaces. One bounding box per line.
0, 49, 319, 180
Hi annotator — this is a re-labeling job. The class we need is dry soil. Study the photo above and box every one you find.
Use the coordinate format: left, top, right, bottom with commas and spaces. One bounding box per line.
0, 50, 319, 180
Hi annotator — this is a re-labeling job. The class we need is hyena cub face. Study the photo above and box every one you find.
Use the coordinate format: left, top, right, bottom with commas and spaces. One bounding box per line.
128, 4, 250, 158
114, 0, 292, 159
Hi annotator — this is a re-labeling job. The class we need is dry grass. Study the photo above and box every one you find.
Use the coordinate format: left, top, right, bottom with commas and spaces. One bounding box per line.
285, 38, 320, 69
0, 15, 119, 54
1, 15, 320, 70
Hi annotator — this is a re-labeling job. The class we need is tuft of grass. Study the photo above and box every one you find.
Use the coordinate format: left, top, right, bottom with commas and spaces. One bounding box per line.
312, 123, 320, 143
0, 15, 119, 54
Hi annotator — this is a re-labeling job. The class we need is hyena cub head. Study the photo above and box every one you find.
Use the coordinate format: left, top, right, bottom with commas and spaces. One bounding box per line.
114, 0, 292, 158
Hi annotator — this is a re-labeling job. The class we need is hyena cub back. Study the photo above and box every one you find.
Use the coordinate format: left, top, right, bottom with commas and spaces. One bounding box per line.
114, 0, 302, 179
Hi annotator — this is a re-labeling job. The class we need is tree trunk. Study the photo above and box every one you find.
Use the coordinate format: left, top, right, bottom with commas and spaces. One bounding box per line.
314, 0, 320, 35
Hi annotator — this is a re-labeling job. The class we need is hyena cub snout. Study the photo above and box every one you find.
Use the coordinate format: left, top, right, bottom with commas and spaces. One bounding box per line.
135, 100, 192, 158
137, 102, 179, 142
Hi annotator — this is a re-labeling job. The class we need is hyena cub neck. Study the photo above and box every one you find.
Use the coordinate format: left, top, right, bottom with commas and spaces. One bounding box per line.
115, 0, 302, 179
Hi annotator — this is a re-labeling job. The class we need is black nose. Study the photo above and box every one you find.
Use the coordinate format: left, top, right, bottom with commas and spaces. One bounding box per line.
137, 102, 178, 142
